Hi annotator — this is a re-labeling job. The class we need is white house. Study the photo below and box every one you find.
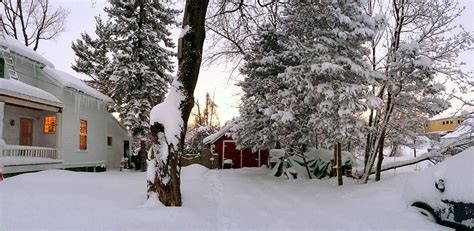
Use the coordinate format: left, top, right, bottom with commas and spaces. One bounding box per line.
0, 34, 130, 175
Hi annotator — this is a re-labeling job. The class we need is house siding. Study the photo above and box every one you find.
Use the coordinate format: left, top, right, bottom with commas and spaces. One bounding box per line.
426, 116, 466, 134
2, 51, 130, 169
36, 68, 64, 100
106, 115, 131, 169
59, 89, 108, 167
12, 58, 37, 85
3, 104, 57, 147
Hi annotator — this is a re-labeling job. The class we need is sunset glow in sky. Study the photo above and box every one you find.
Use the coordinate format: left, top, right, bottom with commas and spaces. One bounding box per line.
37, 0, 474, 125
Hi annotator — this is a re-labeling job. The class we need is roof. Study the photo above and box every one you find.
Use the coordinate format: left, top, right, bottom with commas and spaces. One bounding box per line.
442, 118, 474, 138
42, 67, 113, 103
203, 124, 233, 145
0, 78, 62, 107
0, 35, 54, 68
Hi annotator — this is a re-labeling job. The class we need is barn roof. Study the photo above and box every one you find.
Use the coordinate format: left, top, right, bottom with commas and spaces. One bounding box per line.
203, 124, 233, 145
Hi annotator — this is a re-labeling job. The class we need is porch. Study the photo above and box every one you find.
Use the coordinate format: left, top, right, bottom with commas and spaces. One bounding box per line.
0, 78, 64, 174
1, 147, 63, 175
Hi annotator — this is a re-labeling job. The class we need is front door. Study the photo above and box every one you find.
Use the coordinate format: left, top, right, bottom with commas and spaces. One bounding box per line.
123, 140, 130, 158
19, 118, 33, 146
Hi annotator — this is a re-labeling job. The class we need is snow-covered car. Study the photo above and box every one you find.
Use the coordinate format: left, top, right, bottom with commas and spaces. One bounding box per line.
405, 147, 474, 230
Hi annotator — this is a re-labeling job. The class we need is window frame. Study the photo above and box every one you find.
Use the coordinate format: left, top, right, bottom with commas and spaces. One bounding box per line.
79, 119, 87, 151
0, 58, 4, 78
43, 115, 57, 134
107, 136, 112, 146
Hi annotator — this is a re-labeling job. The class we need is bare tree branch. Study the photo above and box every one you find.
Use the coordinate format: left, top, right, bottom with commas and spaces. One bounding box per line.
0, 0, 69, 50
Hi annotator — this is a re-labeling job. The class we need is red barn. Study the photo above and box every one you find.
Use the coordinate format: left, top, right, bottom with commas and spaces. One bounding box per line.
203, 125, 269, 169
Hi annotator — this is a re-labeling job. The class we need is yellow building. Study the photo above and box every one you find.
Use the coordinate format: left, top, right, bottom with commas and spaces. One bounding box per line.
426, 116, 465, 133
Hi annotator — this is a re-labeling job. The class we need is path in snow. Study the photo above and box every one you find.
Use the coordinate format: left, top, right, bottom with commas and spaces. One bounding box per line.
0, 166, 449, 230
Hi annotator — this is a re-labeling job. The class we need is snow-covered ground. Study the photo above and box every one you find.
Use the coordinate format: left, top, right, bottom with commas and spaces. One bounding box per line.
0, 165, 449, 230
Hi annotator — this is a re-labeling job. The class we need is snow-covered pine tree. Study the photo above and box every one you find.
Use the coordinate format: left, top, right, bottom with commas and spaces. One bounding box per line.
74, 0, 178, 138
232, 24, 299, 151
105, 0, 178, 138
271, 2, 379, 155
72, 17, 113, 97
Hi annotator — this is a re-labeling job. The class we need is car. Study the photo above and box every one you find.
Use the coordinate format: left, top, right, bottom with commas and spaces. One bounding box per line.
405, 146, 474, 230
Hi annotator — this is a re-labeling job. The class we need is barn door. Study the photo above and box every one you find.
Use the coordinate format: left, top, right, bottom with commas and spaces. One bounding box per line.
241, 150, 259, 168
223, 141, 241, 168
19, 118, 33, 146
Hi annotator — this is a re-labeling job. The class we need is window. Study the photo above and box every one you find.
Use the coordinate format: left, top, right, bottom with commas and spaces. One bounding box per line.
442, 121, 445, 125
0, 58, 4, 78
450, 121, 453, 124
107, 136, 112, 146
79, 120, 87, 150
43, 116, 56, 133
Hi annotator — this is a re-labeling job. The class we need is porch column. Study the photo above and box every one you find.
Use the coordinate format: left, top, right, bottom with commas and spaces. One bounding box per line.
55, 112, 62, 159
0, 101, 5, 146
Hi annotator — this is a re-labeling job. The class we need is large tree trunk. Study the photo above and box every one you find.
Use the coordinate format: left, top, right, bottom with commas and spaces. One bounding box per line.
147, 0, 209, 207
374, 133, 385, 181
336, 142, 343, 186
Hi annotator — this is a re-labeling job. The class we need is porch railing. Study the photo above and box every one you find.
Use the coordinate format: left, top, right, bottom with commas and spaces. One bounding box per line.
1, 145, 58, 159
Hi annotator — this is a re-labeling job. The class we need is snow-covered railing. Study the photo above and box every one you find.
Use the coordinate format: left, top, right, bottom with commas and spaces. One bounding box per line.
1, 145, 58, 159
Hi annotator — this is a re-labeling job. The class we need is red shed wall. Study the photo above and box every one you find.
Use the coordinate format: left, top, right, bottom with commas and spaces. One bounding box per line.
207, 135, 269, 169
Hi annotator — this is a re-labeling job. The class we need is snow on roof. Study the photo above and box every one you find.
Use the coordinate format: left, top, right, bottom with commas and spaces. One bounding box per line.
0, 78, 62, 106
0, 35, 54, 68
203, 123, 233, 145
442, 118, 474, 138
42, 67, 113, 103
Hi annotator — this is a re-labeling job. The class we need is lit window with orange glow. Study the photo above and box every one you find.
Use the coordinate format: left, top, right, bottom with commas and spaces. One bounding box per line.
79, 120, 87, 150
44, 116, 56, 133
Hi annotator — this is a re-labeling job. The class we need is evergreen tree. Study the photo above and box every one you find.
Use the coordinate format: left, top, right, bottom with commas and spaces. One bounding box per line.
72, 17, 113, 96
72, 0, 179, 138
269, 2, 379, 154
233, 24, 299, 151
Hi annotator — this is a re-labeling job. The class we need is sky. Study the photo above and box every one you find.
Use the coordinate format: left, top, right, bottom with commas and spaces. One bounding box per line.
37, 0, 241, 125
36, 0, 474, 125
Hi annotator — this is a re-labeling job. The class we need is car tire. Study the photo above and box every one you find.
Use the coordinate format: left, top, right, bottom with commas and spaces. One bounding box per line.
412, 202, 439, 223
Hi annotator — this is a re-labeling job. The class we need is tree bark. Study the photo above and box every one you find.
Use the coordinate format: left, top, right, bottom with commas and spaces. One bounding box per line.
337, 142, 343, 186
413, 138, 417, 157
374, 133, 384, 181
148, 0, 209, 207
140, 140, 146, 172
